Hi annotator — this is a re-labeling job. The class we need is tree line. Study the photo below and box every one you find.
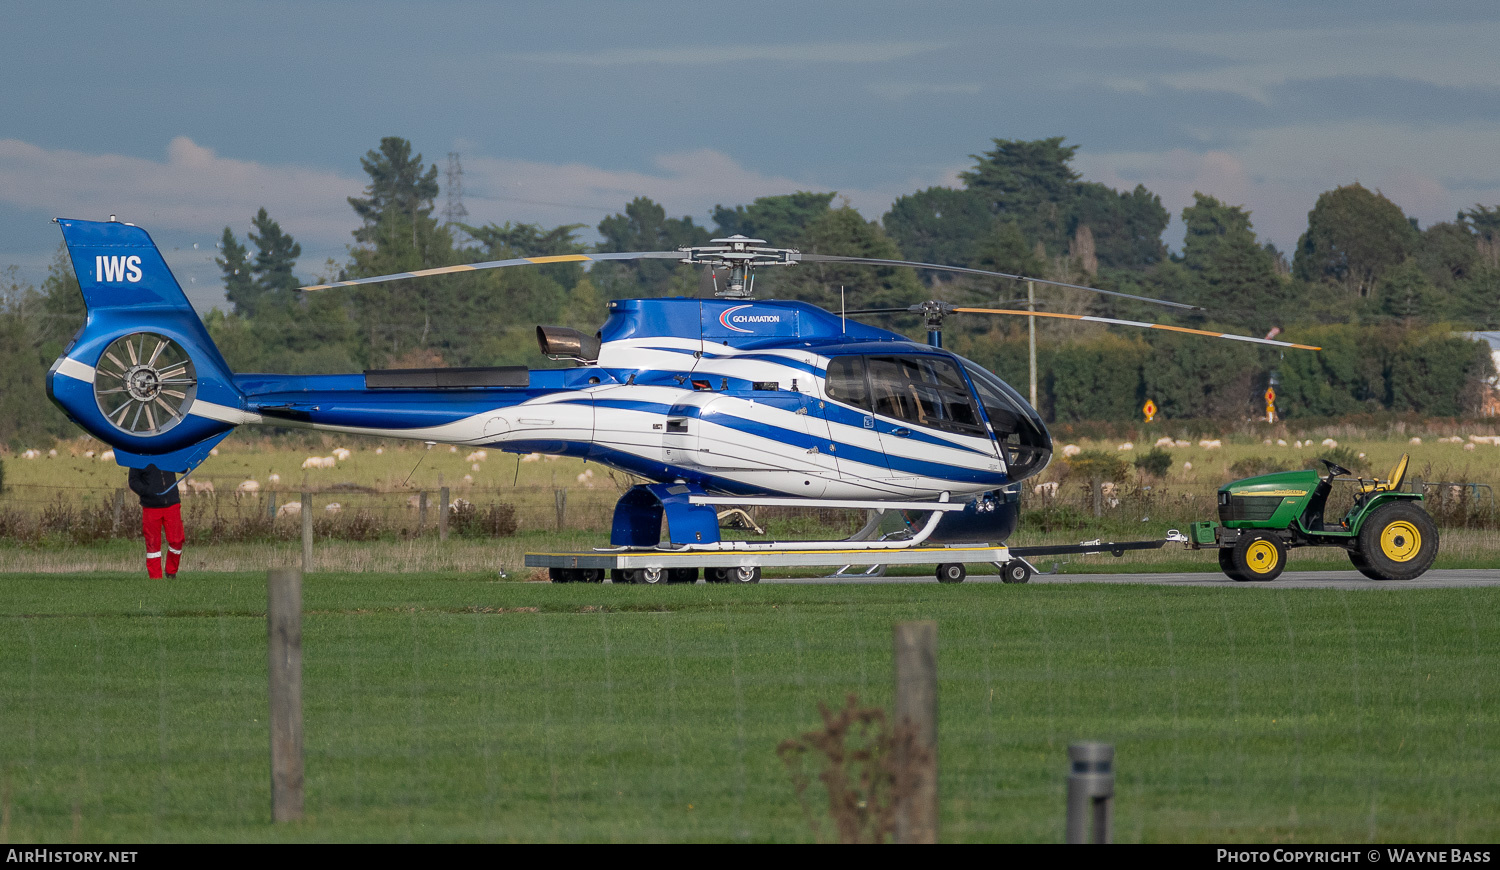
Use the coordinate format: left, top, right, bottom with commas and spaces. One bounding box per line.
3, 134, 1498, 447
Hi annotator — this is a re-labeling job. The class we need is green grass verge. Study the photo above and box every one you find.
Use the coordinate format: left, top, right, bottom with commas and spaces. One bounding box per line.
1, 572, 1497, 842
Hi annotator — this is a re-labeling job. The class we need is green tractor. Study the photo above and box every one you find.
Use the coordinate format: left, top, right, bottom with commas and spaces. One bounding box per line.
1188, 453, 1439, 581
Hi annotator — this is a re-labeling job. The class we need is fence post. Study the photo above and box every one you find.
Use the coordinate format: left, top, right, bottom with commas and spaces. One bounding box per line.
418, 491, 428, 534
439, 484, 450, 542
893, 620, 938, 844
267, 567, 304, 822
300, 491, 313, 572
1090, 479, 1104, 518
111, 488, 124, 532
1066, 742, 1114, 843
554, 489, 568, 531
266, 490, 277, 520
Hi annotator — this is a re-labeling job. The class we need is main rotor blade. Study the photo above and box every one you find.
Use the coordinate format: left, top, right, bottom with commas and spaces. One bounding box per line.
299, 251, 684, 292
954, 307, 1321, 351
798, 254, 1203, 311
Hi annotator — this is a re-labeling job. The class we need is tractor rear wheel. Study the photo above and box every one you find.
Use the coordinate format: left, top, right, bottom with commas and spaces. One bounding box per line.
1348, 550, 1385, 581
1355, 502, 1439, 580
1231, 533, 1286, 582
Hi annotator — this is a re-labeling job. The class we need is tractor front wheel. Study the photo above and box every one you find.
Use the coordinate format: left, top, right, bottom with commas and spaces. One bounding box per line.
1355, 502, 1439, 580
1219, 547, 1245, 582
1231, 533, 1286, 582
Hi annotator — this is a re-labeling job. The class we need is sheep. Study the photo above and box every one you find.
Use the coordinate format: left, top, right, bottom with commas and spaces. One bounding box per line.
21, 449, 39, 459
1062, 444, 1082, 457
1277, 439, 1288, 447
543, 454, 560, 462
1321, 438, 1338, 448
462, 474, 474, 484
1263, 439, 1273, 445
276, 502, 302, 518
84, 450, 96, 458
99, 450, 114, 462
268, 473, 281, 485
1117, 442, 1134, 451
1154, 436, 1175, 448
465, 450, 488, 463
407, 494, 422, 510
47, 449, 57, 458
1410, 437, 1423, 445
1183, 461, 1193, 471
449, 445, 458, 453
1173, 439, 1190, 448
331, 447, 351, 461
1201, 440, 1222, 450
375, 447, 384, 455
471, 463, 481, 471
324, 502, 342, 513
182, 479, 215, 495
1032, 481, 1060, 498
300, 456, 335, 470
449, 498, 472, 513
1465, 443, 1476, 451
209, 448, 219, 456
521, 453, 542, 463
236, 480, 261, 494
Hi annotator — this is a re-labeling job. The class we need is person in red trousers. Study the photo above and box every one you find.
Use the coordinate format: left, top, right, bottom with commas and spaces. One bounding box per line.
129, 464, 184, 578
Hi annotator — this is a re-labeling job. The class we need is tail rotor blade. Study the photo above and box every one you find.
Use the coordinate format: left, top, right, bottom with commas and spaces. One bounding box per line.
954, 307, 1320, 351
798, 253, 1203, 311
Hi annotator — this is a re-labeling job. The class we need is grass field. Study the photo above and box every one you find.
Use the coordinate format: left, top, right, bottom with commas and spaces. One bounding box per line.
2, 571, 1497, 843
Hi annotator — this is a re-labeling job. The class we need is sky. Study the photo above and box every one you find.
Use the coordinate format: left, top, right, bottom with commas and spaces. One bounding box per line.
3, 1, 1499, 310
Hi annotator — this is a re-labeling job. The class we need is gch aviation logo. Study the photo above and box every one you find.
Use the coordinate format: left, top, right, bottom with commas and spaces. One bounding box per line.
718, 305, 781, 333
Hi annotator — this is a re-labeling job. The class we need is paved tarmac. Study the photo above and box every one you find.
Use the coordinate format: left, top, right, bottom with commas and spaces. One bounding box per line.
763, 568, 1500, 589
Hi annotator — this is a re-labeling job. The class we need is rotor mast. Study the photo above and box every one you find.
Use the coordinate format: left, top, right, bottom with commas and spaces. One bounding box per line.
679, 235, 801, 298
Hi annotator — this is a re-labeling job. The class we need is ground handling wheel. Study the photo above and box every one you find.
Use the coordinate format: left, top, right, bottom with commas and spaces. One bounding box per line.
1000, 560, 1032, 584
1354, 501, 1439, 580
580, 568, 605, 583
1230, 532, 1286, 582
936, 562, 967, 583
729, 566, 760, 584
667, 568, 698, 584
706, 567, 730, 584
549, 567, 571, 583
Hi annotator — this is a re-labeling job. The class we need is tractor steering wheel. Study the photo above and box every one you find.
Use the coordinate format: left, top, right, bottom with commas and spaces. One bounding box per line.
1319, 458, 1350, 478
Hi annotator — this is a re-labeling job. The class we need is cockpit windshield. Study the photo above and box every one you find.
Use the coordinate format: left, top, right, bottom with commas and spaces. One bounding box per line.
959, 359, 1052, 481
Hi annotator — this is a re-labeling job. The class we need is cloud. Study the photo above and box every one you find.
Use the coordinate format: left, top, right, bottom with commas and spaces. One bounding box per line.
460, 148, 943, 232
868, 82, 982, 100
1083, 20, 1500, 104
510, 40, 943, 66
0, 136, 361, 247
1077, 120, 1500, 252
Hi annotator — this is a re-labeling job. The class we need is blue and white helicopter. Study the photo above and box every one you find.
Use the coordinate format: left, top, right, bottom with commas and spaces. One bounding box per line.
46, 217, 1318, 557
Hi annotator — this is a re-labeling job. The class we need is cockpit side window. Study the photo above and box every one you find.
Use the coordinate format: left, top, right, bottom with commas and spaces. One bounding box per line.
825, 355, 871, 411
866, 355, 984, 437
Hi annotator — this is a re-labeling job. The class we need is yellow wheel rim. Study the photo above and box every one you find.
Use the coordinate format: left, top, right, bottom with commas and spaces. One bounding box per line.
1245, 540, 1280, 574
1380, 521, 1422, 562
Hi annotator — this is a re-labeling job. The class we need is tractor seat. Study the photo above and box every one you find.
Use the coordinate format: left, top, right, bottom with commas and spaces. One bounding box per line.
1359, 453, 1410, 494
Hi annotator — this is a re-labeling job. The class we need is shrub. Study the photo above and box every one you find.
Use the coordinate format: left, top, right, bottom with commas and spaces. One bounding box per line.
1133, 448, 1173, 479
1318, 445, 1371, 476
1065, 450, 1130, 483
1228, 456, 1291, 479
453, 502, 519, 538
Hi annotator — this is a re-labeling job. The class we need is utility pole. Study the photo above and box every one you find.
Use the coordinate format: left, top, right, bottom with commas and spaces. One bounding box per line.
443, 151, 468, 243
1027, 279, 1038, 409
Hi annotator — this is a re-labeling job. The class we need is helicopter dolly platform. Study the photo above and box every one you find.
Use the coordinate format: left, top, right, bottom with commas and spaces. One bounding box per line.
527, 544, 1010, 585
525, 534, 1178, 585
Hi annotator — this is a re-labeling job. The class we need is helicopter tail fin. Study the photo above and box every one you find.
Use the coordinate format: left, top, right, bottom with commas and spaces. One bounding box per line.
47, 218, 244, 472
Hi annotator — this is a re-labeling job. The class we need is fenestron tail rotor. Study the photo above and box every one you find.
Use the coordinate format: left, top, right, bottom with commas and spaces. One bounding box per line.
93, 332, 198, 436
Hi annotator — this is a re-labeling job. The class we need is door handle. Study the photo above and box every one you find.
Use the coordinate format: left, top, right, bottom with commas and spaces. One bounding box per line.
892, 427, 911, 437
